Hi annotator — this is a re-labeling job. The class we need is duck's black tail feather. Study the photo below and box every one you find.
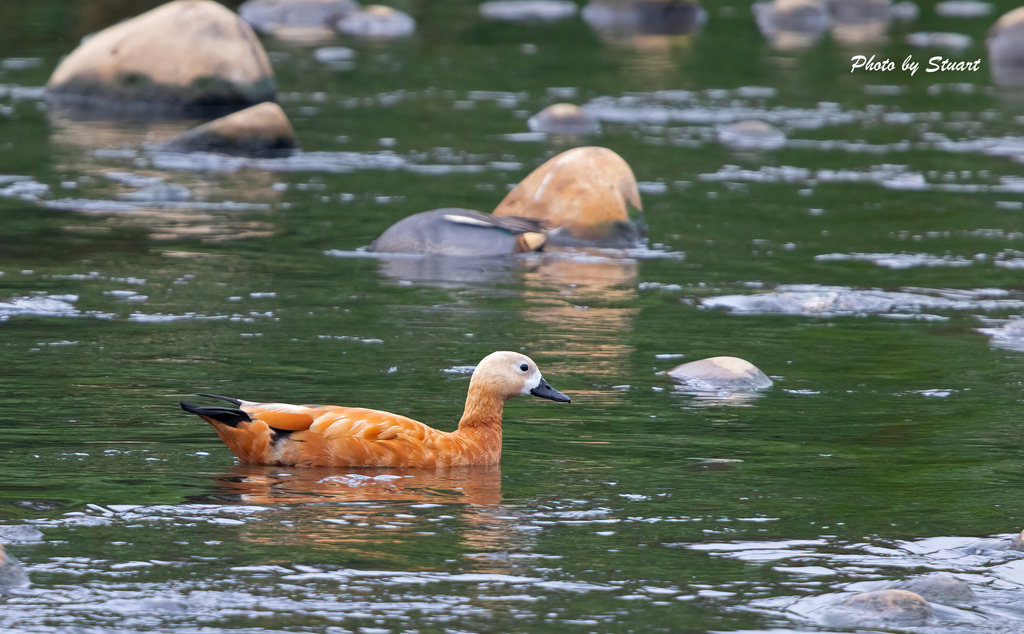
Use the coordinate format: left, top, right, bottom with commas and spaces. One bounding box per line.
196, 393, 243, 406
180, 401, 250, 427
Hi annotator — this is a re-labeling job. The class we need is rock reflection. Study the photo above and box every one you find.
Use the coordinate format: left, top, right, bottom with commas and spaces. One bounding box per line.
671, 384, 768, 407
49, 109, 195, 157
47, 112, 282, 242
521, 251, 639, 379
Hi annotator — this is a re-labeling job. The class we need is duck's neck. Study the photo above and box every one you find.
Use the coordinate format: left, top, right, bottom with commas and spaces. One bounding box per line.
458, 383, 505, 431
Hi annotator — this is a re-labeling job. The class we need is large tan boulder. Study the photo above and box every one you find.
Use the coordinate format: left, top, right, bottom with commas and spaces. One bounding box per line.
159, 102, 297, 156
493, 146, 643, 246
46, 0, 276, 110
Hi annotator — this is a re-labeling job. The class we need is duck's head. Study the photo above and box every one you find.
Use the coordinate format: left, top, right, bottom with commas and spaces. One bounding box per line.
471, 351, 571, 403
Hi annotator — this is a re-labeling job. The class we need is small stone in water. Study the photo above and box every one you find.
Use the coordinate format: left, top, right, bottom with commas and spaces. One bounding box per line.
668, 356, 773, 392
336, 5, 415, 39
527, 103, 601, 135
717, 120, 786, 151
479, 0, 579, 22
314, 46, 356, 63
935, 0, 992, 18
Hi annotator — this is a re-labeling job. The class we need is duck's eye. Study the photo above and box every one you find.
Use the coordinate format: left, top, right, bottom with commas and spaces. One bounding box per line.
519, 363, 529, 372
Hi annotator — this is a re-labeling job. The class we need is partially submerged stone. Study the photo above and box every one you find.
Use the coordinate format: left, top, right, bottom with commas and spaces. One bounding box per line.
988, 7, 1024, 86
479, 0, 579, 22
239, 0, 360, 38
717, 120, 786, 151
828, 0, 891, 44
46, 0, 276, 112
527, 103, 602, 135
492, 146, 643, 246
937, 0, 993, 18
370, 208, 547, 256
827, 0, 890, 22
159, 102, 298, 157
668, 356, 773, 392
894, 574, 976, 604
753, 0, 831, 49
336, 5, 416, 38
822, 589, 935, 627
582, 0, 707, 38
0, 544, 29, 589
1010, 528, 1024, 550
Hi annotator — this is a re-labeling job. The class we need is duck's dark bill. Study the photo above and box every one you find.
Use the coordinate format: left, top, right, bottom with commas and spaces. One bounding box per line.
530, 378, 571, 403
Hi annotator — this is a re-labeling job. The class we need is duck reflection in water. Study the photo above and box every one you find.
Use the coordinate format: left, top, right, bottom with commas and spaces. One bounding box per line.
201, 464, 539, 572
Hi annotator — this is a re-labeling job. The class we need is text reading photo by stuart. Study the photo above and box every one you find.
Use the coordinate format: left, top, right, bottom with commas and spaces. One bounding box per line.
7, 0, 1024, 632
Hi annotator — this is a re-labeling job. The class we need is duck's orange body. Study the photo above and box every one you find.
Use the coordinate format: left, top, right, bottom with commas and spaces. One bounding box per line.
181, 351, 570, 468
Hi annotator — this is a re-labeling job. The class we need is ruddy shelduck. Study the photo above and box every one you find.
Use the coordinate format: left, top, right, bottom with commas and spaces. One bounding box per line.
180, 351, 570, 468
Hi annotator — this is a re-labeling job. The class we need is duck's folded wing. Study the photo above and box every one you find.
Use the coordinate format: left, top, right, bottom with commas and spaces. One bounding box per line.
442, 210, 547, 235
241, 402, 318, 431
285, 407, 456, 467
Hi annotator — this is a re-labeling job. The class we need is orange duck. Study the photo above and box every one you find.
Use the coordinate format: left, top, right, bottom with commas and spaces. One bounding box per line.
180, 351, 570, 468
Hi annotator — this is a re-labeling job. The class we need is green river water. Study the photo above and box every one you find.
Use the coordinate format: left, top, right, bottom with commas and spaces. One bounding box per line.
3, 0, 1024, 632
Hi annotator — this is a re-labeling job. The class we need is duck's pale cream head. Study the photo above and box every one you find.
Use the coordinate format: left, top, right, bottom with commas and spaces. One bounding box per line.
471, 351, 571, 403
